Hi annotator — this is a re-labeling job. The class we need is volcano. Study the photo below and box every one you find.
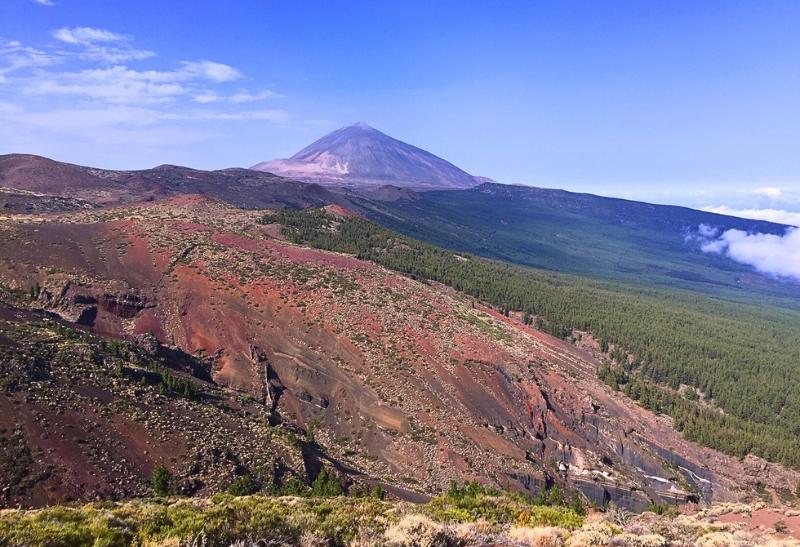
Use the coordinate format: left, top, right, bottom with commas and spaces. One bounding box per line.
251, 122, 482, 189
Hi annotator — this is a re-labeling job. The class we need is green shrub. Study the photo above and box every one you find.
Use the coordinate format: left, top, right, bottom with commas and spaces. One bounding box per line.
569, 494, 588, 516
0, 492, 586, 546
280, 477, 309, 496
312, 469, 343, 497
350, 483, 385, 500
515, 505, 585, 529
648, 502, 679, 517
150, 464, 171, 497
428, 481, 583, 529
228, 474, 259, 496
537, 484, 564, 506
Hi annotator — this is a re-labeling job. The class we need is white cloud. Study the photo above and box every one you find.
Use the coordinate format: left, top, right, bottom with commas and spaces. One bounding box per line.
697, 223, 719, 238
230, 89, 281, 103
0, 29, 291, 165
164, 109, 290, 122
193, 91, 220, 104
53, 27, 125, 45
80, 45, 155, 63
1, 104, 290, 136
0, 38, 59, 78
193, 89, 281, 104
24, 66, 188, 104
32, 0, 55, 5
701, 205, 800, 227
181, 61, 240, 82
22, 63, 246, 104
699, 227, 800, 280
51, 27, 155, 63
7, 105, 165, 131
753, 187, 783, 199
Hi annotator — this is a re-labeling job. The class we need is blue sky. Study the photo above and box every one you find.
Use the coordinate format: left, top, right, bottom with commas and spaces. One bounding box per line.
1, 0, 800, 219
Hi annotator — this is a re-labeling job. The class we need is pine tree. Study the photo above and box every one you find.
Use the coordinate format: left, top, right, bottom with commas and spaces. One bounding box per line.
150, 464, 171, 496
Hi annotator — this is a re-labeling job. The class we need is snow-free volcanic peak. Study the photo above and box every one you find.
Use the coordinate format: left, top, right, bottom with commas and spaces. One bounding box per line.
251, 123, 482, 189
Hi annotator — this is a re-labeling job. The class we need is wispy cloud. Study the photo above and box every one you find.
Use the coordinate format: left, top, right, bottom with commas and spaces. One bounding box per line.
3, 104, 288, 131
192, 91, 220, 104
51, 26, 154, 63
32, 0, 55, 5
696, 226, 800, 280
0, 27, 290, 165
192, 89, 281, 104
180, 61, 240, 82
53, 27, 124, 45
21, 63, 243, 104
0, 38, 59, 81
701, 205, 800, 227
753, 186, 783, 199
165, 109, 289, 122
230, 89, 282, 103
24, 67, 187, 104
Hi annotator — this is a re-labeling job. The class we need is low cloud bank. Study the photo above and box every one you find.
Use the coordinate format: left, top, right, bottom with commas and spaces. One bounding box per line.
692, 224, 800, 280
701, 205, 800, 227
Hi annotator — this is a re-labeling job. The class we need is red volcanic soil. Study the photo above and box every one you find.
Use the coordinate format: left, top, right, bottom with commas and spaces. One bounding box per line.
322, 204, 362, 218
211, 231, 376, 272
717, 508, 800, 540
0, 197, 798, 510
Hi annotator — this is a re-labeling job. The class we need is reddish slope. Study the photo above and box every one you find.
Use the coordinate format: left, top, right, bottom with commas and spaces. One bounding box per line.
0, 197, 797, 509
0, 303, 309, 508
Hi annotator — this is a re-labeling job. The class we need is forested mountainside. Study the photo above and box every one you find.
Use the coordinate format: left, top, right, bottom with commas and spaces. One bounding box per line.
354, 182, 800, 304
270, 209, 800, 469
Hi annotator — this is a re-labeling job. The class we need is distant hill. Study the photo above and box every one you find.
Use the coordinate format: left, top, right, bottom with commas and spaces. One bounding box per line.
0, 153, 346, 210
251, 123, 482, 189
354, 182, 799, 301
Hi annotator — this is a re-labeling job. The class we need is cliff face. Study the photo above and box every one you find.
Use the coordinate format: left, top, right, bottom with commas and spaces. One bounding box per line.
0, 197, 796, 509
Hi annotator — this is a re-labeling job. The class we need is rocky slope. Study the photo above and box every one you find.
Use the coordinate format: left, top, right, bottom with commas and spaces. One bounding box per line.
252, 123, 481, 189
0, 198, 797, 510
0, 302, 312, 507
0, 187, 98, 214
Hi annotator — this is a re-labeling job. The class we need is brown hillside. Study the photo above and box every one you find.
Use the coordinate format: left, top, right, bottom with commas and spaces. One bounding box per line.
0, 197, 797, 510
0, 154, 346, 210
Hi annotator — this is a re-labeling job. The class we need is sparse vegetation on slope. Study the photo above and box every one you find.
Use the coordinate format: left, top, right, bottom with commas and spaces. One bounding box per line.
0, 489, 585, 547
0, 304, 312, 505
2, 494, 797, 546
268, 209, 800, 469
